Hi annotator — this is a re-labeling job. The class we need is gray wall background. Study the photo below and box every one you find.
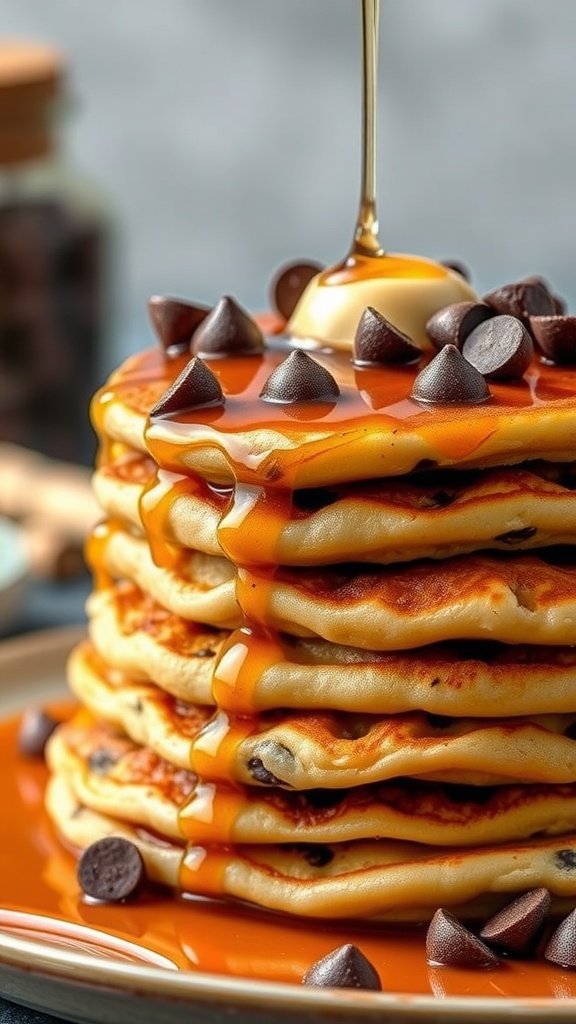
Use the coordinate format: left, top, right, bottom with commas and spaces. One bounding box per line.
2, 0, 576, 366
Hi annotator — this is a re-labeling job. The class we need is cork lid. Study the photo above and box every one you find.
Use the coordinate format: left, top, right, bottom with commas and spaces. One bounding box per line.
0, 40, 64, 164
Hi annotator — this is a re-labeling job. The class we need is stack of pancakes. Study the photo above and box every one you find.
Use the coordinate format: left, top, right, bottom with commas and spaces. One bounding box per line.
46, 288, 576, 920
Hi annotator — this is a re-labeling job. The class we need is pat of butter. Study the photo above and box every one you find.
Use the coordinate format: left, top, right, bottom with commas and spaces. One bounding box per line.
288, 255, 478, 351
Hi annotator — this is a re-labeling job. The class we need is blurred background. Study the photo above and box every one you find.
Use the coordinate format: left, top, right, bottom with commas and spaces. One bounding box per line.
1, 0, 576, 634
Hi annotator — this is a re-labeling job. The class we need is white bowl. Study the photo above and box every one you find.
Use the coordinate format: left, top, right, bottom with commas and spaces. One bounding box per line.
0, 516, 29, 635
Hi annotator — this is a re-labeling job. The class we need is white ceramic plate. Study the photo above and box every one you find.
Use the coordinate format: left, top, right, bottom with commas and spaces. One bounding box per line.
0, 627, 574, 1024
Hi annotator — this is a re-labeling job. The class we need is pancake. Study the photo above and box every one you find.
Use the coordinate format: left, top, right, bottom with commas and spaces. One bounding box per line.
47, 770, 576, 921
87, 521, 239, 628
47, 714, 576, 849
86, 586, 225, 704
68, 647, 576, 788
92, 452, 157, 534
141, 461, 576, 566
94, 345, 576, 489
84, 592, 576, 717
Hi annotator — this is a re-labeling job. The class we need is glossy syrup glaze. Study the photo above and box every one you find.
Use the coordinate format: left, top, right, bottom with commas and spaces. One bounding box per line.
6, 706, 576, 997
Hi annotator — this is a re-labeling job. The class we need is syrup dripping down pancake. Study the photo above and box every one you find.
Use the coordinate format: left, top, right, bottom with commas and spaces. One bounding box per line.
68, 647, 576, 788
47, 716, 576, 849
94, 346, 576, 489
86, 588, 576, 717
46, 769, 576, 921
86, 520, 576, 648
142, 462, 576, 566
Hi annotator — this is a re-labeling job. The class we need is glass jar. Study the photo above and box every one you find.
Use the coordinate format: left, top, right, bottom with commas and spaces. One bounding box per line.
0, 41, 111, 464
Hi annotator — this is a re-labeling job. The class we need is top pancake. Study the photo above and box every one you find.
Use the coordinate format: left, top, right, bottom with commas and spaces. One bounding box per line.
92, 343, 576, 488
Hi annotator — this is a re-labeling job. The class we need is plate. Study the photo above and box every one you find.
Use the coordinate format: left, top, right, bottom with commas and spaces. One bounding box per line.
0, 628, 575, 1024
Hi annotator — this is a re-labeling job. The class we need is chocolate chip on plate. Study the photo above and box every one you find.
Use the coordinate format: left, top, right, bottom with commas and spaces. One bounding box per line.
461, 314, 534, 380
544, 908, 576, 968
18, 706, 60, 757
270, 260, 323, 320
529, 315, 576, 364
353, 307, 420, 365
77, 836, 146, 902
480, 887, 551, 955
302, 944, 382, 990
411, 345, 491, 404
150, 356, 224, 417
426, 909, 499, 968
260, 350, 340, 403
425, 302, 494, 351
147, 296, 210, 355
191, 295, 264, 357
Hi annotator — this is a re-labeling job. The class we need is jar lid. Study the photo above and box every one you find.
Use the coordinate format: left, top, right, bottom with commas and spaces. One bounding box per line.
0, 40, 64, 164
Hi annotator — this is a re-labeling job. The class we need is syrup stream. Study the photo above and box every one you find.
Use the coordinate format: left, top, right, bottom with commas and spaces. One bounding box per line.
353, 0, 383, 258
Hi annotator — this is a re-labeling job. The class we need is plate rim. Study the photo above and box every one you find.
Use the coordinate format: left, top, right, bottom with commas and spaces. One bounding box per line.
1, 625, 576, 1020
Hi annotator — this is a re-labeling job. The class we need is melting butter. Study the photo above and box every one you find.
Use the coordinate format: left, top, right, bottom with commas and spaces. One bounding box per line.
288, 254, 477, 351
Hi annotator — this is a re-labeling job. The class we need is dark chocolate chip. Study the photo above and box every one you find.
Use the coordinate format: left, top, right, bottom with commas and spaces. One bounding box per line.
353, 307, 420, 365
148, 296, 210, 355
494, 526, 537, 545
426, 909, 499, 968
440, 259, 471, 282
260, 350, 340, 404
429, 490, 455, 508
480, 888, 551, 956
191, 295, 264, 357
247, 757, 285, 786
150, 357, 224, 418
18, 707, 59, 757
545, 908, 576, 968
270, 260, 323, 320
554, 848, 576, 871
521, 276, 566, 315
461, 315, 534, 380
77, 836, 146, 902
529, 315, 576, 364
483, 280, 556, 324
195, 647, 216, 658
411, 345, 491, 405
302, 944, 381, 990
425, 302, 494, 351
88, 748, 119, 775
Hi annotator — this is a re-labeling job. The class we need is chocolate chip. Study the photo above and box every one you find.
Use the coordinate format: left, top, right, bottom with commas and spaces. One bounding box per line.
191, 295, 264, 357
150, 357, 224, 417
302, 944, 381, 990
353, 307, 420, 365
483, 280, 556, 324
18, 707, 59, 757
426, 909, 499, 968
461, 315, 534, 380
425, 302, 494, 351
494, 526, 537, 544
88, 749, 119, 775
411, 345, 491, 405
480, 888, 551, 956
247, 757, 285, 786
554, 848, 576, 871
441, 259, 471, 282
195, 647, 216, 658
545, 909, 576, 968
77, 836, 146, 902
529, 315, 576, 364
260, 350, 340, 404
148, 296, 210, 356
521, 276, 566, 315
270, 260, 322, 320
